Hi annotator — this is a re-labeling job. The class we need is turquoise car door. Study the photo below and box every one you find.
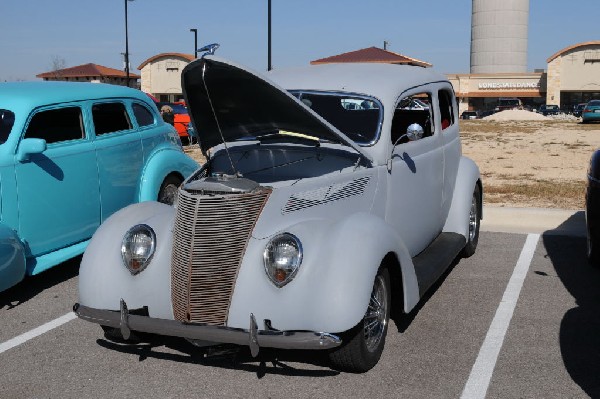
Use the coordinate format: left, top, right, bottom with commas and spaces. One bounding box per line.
90, 101, 143, 221
14, 105, 100, 259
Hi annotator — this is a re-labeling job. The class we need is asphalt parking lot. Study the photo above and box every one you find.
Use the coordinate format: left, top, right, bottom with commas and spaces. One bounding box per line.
0, 209, 598, 399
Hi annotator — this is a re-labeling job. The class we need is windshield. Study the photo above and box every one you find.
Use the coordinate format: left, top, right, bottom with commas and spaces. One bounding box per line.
157, 102, 188, 115
290, 91, 382, 145
0, 109, 15, 144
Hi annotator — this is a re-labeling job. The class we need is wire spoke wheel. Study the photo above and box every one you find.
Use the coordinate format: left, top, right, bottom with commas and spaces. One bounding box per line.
363, 274, 388, 352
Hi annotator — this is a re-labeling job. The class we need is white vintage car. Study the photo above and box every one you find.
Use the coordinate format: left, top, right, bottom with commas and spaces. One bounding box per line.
75, 55, 482, 373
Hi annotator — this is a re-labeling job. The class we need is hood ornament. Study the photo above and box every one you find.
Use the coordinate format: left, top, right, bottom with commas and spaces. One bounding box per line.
198, 43, 220, 58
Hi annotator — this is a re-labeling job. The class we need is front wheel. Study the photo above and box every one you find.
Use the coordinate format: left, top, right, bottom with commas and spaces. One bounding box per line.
461, 184, 481, 258
328, 267, 391, 373
158, 174, 183, 205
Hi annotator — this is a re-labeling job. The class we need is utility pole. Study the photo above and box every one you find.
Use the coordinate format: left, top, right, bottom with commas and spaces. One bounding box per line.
190, 29, 198, 58
268, 0, 272, 70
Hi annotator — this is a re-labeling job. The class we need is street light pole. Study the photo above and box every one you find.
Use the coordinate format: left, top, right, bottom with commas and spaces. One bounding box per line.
124, 0, 134, 87
190, 29, 198, 58
267, 0, 272, 71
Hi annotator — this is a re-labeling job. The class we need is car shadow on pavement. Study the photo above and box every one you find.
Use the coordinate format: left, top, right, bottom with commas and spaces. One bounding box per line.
0, 256, 81, 310
542, 216, 600, 398
392, 257, 461, 333
96, 336, 339, 378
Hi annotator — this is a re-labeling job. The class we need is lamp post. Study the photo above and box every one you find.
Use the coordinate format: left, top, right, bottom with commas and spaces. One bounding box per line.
124, 0, 134, 87
267, 0, 272, 71
190, 28, 198, 58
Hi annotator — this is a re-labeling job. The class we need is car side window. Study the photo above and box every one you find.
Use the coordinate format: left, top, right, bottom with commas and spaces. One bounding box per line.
92, 102, 132, 136
391, 92, 433, 144
24, 106, 84, 144
132, 103, 155, 127
0, 109, 16, 144
438, 89, 455, 130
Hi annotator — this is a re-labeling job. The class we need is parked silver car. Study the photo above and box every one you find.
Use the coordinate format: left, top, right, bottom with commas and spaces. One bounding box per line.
75, 55, 482, 373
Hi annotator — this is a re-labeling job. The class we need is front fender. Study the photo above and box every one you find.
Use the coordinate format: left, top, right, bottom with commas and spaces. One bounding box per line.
137, 148, 198, 202
78, 201, 176, 318
443, 156, 482, 238
0, 224, 26, 292
228, 212, 419, 333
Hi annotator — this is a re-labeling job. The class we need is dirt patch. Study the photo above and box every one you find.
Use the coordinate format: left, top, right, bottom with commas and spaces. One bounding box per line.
182, 119, 600, 210
460, 119, 600, 209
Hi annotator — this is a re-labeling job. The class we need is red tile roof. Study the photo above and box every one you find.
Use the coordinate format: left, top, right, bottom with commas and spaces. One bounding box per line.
37, 63, 140, 79
137, 53, 195, 70
311, 47, 432, 67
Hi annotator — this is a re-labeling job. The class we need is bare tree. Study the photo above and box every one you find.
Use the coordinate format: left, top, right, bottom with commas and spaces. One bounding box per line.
50, 55, 67, 79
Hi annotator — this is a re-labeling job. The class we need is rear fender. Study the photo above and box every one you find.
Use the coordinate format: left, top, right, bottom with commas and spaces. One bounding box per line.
443, 157, 482, 238
137, 148, 198, 202
0, 224, 26, 292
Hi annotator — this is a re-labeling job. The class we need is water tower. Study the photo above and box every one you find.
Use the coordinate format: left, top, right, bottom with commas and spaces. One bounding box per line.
470, 0, 529, 73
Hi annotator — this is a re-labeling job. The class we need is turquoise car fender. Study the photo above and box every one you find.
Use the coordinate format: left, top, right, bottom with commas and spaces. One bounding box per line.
443, 156, 482, 237
137, 147, 198, 202
0, 224, 26, 292
228, 212, 420, 333
78, 201, 176, 319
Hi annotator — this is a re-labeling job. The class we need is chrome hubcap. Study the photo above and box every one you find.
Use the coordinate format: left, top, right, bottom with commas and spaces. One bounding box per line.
364, 274, 388, 352
468, 194, 478, 242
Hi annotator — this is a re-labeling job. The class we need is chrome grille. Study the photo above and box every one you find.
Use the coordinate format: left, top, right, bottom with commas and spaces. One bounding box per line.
171, 187, 271, 325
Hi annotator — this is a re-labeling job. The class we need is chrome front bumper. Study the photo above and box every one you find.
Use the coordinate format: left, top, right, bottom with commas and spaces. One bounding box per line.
73, 300, 341, 357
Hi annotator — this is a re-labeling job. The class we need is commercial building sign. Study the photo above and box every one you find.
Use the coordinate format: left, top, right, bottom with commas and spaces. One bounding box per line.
478, 81, 541, 90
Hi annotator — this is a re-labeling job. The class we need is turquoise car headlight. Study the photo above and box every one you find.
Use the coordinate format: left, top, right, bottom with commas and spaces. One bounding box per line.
263, 233, 303, 287
121, 224, 156, 275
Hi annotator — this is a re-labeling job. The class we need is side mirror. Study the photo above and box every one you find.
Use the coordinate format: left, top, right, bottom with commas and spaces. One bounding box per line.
406, 123, 424, 141
17, 138, 47, 162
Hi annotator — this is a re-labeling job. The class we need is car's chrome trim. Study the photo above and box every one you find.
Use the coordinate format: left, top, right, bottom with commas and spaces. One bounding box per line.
73, 302, 342, 355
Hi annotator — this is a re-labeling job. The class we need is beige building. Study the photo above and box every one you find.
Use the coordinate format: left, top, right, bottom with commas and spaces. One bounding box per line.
545, 41, 600, 108
451, 41, 600, 114
137, 53, 195, 102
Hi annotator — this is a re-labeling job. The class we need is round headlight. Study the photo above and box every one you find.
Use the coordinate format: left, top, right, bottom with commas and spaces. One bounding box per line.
121, 224, 156, 275
263, 233, 303, 288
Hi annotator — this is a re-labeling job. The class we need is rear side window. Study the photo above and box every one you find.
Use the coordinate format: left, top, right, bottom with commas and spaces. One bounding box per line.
438, 89, 455, 130
132, 103, 155, 127
0, 109, 15, 144
92, 102, 132, 135
25, 107, 84, 144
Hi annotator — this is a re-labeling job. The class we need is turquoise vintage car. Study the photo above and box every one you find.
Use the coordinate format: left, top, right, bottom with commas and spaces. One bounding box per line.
0, 82, 198, 292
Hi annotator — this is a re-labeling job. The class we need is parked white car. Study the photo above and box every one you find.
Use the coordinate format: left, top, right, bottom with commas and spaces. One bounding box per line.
75, 55, 482, 373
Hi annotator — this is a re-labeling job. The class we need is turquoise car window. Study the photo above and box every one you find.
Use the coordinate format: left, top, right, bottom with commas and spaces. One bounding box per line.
0, 109, 15, 144
132, 103, 155, 127
92, 102, 132, 135
24, 106, 84, 144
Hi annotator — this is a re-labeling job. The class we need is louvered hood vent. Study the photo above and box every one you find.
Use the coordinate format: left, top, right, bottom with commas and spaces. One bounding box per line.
171, 176, 271, 325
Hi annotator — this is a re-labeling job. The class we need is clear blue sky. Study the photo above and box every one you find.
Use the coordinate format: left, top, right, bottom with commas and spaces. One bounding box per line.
1, 0, 599, 81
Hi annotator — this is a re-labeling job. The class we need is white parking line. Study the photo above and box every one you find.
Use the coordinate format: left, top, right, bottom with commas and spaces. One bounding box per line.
0, 312, 76, 355
461, 233, 540, 399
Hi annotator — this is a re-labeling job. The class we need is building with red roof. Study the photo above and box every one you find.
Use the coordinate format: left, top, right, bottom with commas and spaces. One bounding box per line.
36, 63, 140, 87
311, 47, 432, 68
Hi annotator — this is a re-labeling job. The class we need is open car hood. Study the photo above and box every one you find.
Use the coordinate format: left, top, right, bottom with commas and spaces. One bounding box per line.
181, 56, 371, 161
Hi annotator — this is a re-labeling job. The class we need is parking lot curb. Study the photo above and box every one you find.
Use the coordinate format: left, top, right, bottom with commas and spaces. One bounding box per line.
481, 206, 586, 237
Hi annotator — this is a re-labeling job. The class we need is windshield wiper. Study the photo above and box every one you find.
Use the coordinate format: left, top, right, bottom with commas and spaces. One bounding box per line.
257, 133, 320, 147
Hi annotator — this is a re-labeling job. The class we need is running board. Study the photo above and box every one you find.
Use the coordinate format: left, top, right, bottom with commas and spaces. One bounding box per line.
413, 232, 466, 297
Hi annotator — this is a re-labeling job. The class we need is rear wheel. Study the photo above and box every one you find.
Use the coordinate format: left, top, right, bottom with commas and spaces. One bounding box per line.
158, 174, 183, 205
328, 267, 390, 373
461, 184, 481, 258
